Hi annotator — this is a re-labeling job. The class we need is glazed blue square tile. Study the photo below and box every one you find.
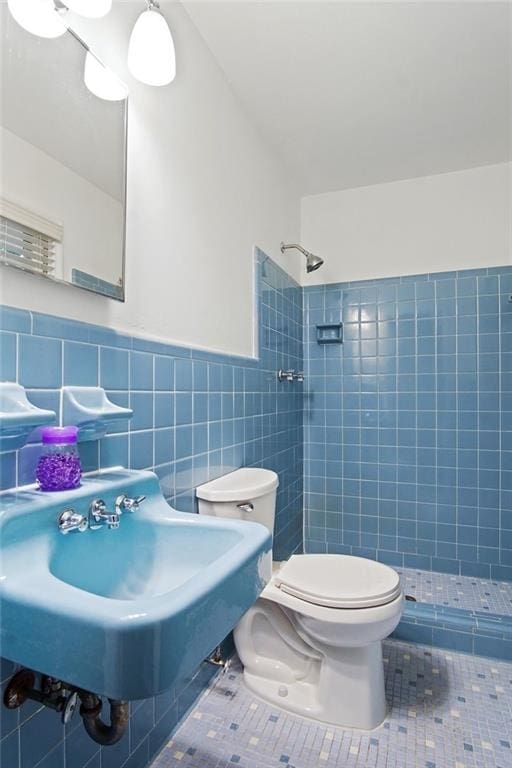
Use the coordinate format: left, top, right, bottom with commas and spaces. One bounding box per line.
175, 393, 193, 426
19, 704, 64, 768
129, 430, 153, 470
130, 699, 154, 753
397, 283, 415, 301
175, 359, 193, 391
19, 335, 62, 388
479, 294, 499, 315
78, 441, 99, 473
154, 393, 174, 428
0, 332, 16, 381
0, 730, 19, 768
175, 426, 193, 460
415, 281, 435, 300
153, 356, 174, 392
64, 341, 98, 386
65, 721, 99, 768
208, 363, 222, 392
130, 351, 154, 391
101, 734, 130, 768
193, 424, 208, 455
457, 276, 477, 296
193, 393, 208, 423
154, 428, 174, 466
100, 347, 129, 390
193, 361, 208, 391
436, 279, 455, 298
130, 392, 154, 431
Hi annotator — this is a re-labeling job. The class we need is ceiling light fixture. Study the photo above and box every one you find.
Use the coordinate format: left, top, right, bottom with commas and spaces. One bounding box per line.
127, 0, 176, 87
7, 0, 66, 38
84, 51, 128, 101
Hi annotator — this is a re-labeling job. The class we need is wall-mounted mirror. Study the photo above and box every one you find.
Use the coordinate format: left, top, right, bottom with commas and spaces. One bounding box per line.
0, 9, 127, 301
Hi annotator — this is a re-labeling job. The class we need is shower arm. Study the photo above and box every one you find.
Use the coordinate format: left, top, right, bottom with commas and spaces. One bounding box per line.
280, 242, 308, 257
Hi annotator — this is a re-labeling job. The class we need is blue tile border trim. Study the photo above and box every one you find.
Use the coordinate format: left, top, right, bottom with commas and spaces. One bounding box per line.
394, 601, 512, 661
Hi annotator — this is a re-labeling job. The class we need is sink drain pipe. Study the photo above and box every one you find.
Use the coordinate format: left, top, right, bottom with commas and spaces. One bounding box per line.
78, 692, 129, 746
3, 669, 129, 747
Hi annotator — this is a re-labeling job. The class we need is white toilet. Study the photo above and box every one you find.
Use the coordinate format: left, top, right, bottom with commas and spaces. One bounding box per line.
196, 467, 404, 730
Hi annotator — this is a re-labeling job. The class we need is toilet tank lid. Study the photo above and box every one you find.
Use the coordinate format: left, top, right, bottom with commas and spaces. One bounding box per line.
196, 468, 279, 502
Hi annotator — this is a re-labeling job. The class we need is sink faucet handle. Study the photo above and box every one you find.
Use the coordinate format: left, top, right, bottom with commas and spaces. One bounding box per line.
115, 494, 146, 514
89, 499, 120, 530
58, 508, 88, 535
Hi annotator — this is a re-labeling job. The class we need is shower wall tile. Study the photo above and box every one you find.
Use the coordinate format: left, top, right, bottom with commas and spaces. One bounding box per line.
304, 266, 512, 582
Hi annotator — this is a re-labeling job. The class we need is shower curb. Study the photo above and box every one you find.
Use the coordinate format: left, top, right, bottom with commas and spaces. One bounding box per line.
393, 601, 512, 661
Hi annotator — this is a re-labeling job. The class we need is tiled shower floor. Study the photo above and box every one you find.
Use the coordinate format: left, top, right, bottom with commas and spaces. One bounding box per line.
151, 642, 512, 768
399, 568, 512, 616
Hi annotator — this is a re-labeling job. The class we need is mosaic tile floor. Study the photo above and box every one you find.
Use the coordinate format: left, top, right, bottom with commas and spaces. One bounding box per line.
151, 641, 512, 768
399, 568, 512, 616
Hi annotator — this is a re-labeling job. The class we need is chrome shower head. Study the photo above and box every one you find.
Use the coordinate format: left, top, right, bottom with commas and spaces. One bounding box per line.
305, 251, 324, 273
280, 242, 324, 274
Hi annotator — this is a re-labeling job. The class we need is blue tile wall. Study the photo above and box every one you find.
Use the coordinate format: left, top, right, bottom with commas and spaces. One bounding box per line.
304, 266, 512, 583
6, 253, 512, 764
0, 249, 303, 768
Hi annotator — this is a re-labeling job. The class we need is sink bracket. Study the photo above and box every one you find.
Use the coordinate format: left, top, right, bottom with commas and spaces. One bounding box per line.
3, 669, 78, 724
3, 668, 36, 709
206, 645, 231, 670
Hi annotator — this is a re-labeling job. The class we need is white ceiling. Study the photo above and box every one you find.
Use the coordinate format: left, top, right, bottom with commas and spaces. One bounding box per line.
183, 1, 512, 195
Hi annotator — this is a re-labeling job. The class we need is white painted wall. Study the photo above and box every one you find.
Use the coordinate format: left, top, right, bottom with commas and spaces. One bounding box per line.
1, 128, 123, 285
301, 163, 512, 286
0, 2, 301, 356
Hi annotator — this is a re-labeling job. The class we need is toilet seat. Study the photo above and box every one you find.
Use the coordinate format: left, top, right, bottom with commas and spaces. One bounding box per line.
274, 554, 401, 609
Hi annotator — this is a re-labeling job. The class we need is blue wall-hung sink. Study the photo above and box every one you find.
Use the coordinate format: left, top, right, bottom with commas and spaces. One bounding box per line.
0, 469, 271, 700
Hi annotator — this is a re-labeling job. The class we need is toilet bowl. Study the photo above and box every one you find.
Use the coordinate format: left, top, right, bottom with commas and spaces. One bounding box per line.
197, 468, 404, 730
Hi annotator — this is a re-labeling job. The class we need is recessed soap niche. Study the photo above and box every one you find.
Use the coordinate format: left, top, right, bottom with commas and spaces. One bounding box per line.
316, 322, 343, 344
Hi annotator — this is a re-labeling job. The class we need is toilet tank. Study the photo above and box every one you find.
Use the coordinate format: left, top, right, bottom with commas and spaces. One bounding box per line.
196, 468, 279, 537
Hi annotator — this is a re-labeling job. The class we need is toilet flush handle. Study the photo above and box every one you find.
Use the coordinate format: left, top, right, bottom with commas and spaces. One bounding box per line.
237, 502, 254, 513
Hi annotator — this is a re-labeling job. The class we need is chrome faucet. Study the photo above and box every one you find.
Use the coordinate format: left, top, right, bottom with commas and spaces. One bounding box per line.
115, 494, 146, 515
57, 496, 144, 535
89, 499, 120, 530
57, 508, 88, 535
277, 369, 304, 383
